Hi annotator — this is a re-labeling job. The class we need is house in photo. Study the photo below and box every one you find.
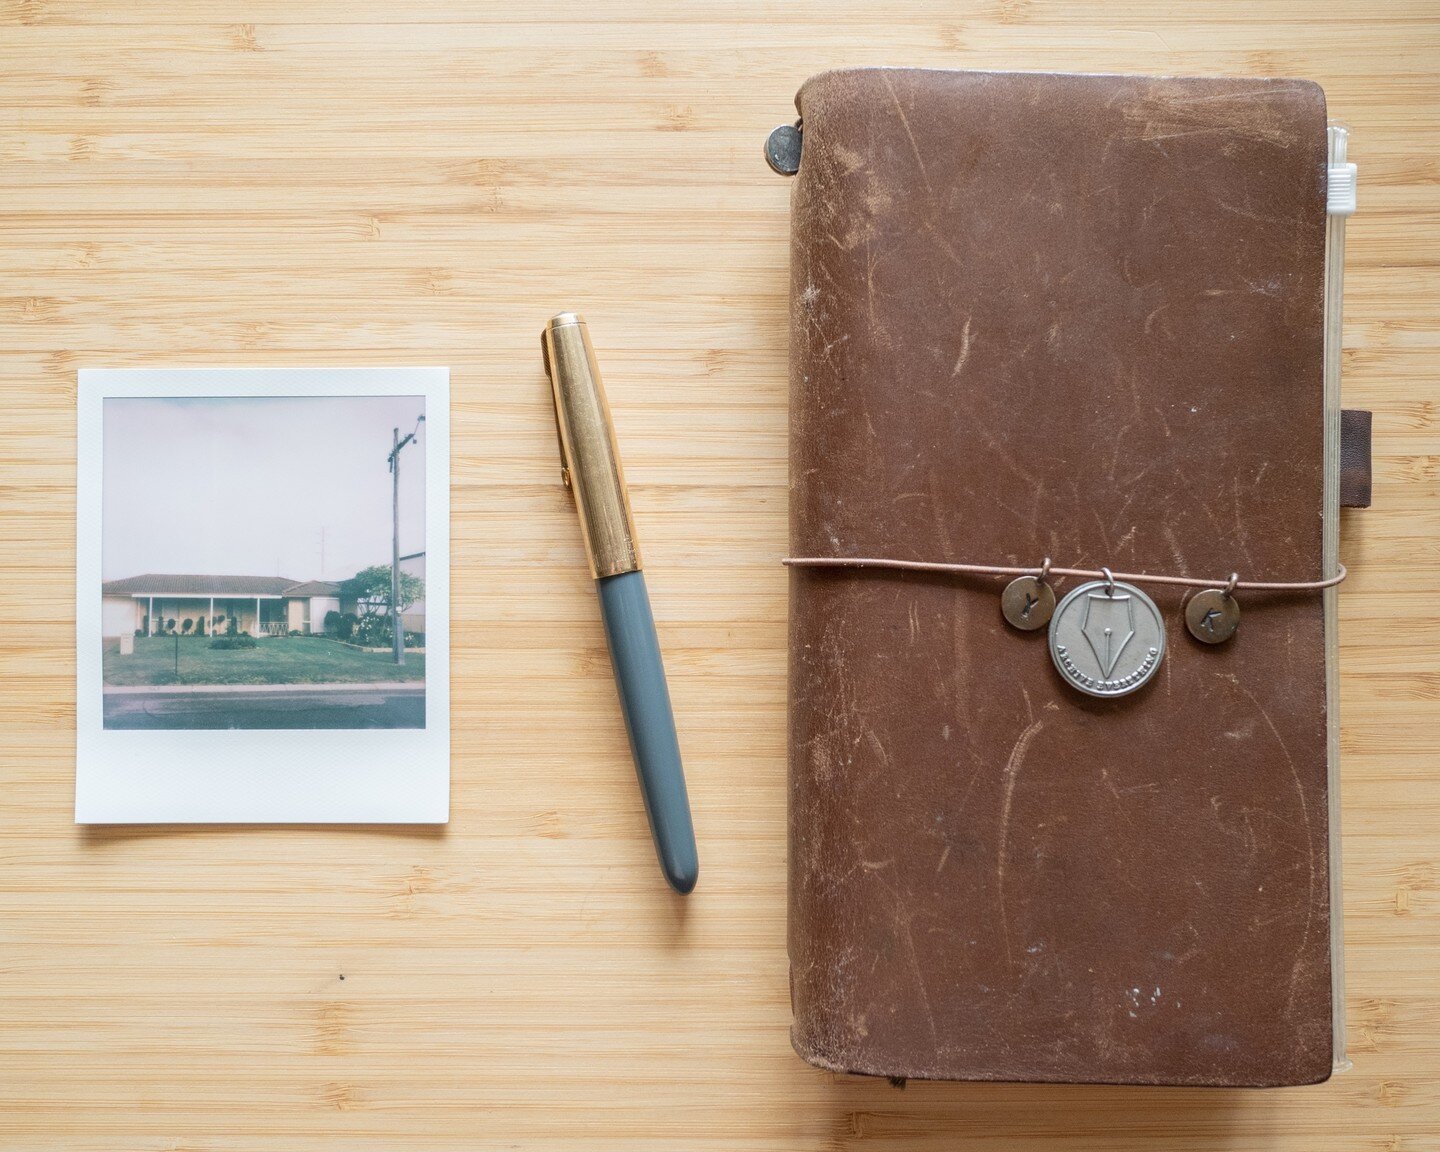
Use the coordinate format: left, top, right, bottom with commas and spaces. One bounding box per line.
101, 574, 343, 639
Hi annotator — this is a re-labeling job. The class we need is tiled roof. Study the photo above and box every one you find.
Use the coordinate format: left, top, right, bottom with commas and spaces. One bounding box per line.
101, 574, 301, 596
281, 580, 342, 597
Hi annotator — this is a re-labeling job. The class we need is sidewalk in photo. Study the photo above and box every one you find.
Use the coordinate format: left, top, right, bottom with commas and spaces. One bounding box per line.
103, 682, 424, 695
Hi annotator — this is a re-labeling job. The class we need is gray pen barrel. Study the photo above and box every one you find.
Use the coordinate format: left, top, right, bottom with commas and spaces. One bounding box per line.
596, 570, 698, 893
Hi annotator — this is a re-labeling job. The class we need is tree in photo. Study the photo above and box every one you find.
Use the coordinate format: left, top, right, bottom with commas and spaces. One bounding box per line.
340, 565, 424, 645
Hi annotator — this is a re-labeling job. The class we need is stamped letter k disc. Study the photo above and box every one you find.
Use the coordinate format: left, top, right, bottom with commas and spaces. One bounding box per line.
1048, 580, 1165, 698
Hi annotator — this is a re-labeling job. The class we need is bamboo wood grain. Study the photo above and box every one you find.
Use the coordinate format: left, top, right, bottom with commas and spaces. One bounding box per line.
1, 1, 1437, 1147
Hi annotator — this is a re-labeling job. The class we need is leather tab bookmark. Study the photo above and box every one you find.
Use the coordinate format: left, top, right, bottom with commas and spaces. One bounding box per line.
1340, 408, 1373, 508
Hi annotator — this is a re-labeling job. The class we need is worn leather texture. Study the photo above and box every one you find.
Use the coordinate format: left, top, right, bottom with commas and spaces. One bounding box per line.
1341, 408, 1373, 508
788, 69, 1334, 1086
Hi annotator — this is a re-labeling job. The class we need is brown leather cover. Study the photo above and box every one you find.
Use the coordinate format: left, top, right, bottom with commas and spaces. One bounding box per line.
1341, 408, 1373, 507
788, 69, 1334, 1086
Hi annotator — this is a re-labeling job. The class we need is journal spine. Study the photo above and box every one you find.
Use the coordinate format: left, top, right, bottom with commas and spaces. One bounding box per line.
1323, 123, 1354, 1074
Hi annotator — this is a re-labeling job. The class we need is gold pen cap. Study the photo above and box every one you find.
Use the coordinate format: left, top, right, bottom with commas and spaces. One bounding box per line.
542, 313, 642, 579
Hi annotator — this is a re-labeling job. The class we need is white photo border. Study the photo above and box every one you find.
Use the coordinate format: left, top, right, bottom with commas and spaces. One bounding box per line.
76, 368, 450, 824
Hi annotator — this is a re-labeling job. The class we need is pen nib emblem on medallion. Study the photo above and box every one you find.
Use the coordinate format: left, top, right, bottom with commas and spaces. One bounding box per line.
1080, 592, 1135, 678
1049, 579, 1165, 698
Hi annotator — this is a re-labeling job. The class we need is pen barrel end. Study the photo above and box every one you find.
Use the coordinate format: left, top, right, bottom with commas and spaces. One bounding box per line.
597, 571, 698, 894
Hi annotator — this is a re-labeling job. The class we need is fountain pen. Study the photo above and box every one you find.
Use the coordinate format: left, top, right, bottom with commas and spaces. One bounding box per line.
541, 313, 699, 894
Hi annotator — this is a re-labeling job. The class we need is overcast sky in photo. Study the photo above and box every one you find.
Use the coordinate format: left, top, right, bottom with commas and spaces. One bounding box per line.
103, 395, 426, 582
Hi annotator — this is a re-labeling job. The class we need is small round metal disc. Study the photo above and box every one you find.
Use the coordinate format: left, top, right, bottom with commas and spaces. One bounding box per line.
1185, 589, 1240, 644
1001, 575, 1055, 630
1048, 580, 1165, 698
763, 123, 803, 175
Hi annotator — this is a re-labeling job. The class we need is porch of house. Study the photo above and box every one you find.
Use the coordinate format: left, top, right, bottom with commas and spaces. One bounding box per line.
133, 595, 290, 638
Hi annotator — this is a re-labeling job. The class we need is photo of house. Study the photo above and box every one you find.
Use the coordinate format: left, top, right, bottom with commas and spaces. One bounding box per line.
96, 391, 430, 729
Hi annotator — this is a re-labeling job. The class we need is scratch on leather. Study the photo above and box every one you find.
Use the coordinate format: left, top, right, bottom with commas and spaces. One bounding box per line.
879, 71, 935, 202
950, 317, 973, 378
996, 716, 1045, 962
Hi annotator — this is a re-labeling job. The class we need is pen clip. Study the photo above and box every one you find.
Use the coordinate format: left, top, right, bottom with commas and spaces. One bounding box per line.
541, 330, 574, 493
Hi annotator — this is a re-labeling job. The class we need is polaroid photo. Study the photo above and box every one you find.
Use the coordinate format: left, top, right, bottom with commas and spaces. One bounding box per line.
76, 368, 450, 823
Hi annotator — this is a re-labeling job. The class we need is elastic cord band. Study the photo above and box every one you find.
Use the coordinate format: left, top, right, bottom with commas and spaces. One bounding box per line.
782, 556, 1347, 592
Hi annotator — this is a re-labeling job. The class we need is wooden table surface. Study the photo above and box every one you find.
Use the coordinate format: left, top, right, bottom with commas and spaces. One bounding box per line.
2, 2, 1437, 1148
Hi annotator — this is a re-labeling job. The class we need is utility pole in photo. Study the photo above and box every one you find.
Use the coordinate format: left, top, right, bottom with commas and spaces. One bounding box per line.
387, 414, 425, 665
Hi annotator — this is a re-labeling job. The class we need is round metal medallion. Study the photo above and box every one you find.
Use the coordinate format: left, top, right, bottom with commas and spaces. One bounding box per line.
1001, 575, 1055, 630
1184, 588, 1240, 644
763, 123, 803, 175
1048, 579, 1165, 698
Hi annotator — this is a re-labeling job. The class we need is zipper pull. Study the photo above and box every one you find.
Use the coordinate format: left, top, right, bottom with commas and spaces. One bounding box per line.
764, 119, 803, 176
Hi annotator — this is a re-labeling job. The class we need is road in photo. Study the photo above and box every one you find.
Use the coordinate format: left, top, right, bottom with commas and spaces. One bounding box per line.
103, 685, 424, 730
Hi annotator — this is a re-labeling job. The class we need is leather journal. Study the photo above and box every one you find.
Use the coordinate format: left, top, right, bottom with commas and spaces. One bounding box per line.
785, 69, 1358, 1086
